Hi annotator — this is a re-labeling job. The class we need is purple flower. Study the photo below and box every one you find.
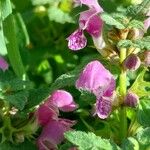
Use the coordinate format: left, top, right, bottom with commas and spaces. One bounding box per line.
37, 119, 76, 150
67, 0, 104, 51
79, 9, 103, 38
96, 96, 112, 119
67, 29, 87, 51
76, 60, 115, 97
0, 57, 9, 71
36, 103, 59, 126
123, 54, 141, 71
48, 90, 77, 112
78, 0, 103, 12
124, 92, 139, 107
76, 60, 115, 119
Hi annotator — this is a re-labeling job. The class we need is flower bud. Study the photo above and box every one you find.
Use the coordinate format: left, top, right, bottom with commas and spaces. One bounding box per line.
124, 92, 139, 107
127, 29, 144, 40
140, 51, 150, 67
123, 54, 141, 71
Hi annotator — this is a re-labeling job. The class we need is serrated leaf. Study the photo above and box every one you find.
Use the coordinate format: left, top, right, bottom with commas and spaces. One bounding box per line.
0, 78, 33, 92
127, 0, 150, 17
117, 40, 134, 48
101, 13, 125, 29
127, 20, 144, 29
48, 6, 73, 24
25, 87, 50, 109
129, 69, 150, 97
122, 137, 139, 150
135, 36, 150, 50
4, 91, 29, 110
137, 99, 150, 127
137, 127, 150, 146
65, 131, 120, 150
50, 73, 77, 92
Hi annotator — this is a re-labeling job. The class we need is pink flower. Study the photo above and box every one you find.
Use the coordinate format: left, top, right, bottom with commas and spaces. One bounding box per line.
37, 119, 76, 150
36, 103, 59, 126
78, 0, 103, 12
67, 0, 104, 51
36, 90, 77, 149
48, 90, 77, 112
0, 57, 9, 71
76, 60, 115, 119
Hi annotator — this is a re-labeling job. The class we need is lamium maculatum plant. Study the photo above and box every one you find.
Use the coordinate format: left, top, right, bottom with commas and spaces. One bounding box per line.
0, 0, 150, 150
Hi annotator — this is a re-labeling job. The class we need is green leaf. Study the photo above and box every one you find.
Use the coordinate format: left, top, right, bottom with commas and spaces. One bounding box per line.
50, 73, 77, 92
48, 6, 74, 24
65, 131, 120, 150
117, 40, 134, 48
118, 37, 150, 50
0, 140, 37, 150
127, 19, 144, 29
122, 137, 139, 150
0, 78, 33, 92
137, 127, 150, 146
135, 36, 150, 50
3, 14, 26, 78
137, 99, 150, 127
129, 69, 150, 97
101, 12, 125, 29
127, 0, 150, 17
25, 87, 50, 109
4, 91, 29, 110
0, 27, 7, 55
1, 0, 12, 20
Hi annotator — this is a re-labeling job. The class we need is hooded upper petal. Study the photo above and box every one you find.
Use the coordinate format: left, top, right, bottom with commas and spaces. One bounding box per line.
80, 0, 103, 12
48, 90, 77, 112
76, 60, 115, 97
37, 119, 75, 150
67, 29, 87, 51
0, 57, 9, 71
79, 9, 103, 37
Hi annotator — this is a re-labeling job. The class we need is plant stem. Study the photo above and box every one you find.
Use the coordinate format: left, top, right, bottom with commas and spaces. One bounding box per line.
119, 48, 127, 141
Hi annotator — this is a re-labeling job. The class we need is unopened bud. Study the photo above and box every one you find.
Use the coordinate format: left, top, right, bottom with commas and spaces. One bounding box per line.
128, 29, 144, 40
124, 92, 139, 107
123, 54, 141, 71
140, 51, 150, 67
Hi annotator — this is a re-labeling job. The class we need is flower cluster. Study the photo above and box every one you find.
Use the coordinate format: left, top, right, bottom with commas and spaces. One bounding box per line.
76, 60, 116, 119
67, 0, 104, 51
36, 90, 77, 150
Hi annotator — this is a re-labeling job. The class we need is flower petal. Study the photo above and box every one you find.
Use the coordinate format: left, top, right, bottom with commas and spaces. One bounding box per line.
49, 90, 77, 112
67, 29, 87, 51
76, 60, 115, 97
80, 0, 103, 12
37, 119, 75, 150
95, 96, 112, 119
36, 103, 59, 126
79, 9, 103, 37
